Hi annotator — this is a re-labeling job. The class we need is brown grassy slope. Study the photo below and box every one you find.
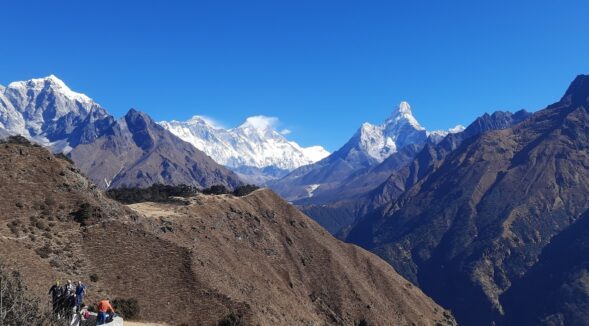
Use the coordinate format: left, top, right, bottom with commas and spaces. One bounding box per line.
0, 139, 454, 325
128, 190, 455, 325
0, 140, 244, 325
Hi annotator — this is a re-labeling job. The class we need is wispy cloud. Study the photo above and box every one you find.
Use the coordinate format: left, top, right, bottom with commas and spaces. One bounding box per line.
243, 115, 280, 130
280, 128, 292, 135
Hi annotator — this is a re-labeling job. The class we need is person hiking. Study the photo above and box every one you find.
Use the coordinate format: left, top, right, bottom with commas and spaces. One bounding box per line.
96, 298, 115, 325
59, 279, 77, 322
75, 281, 87, 310
64, 291, 77, 322
65, 279, 75, 296
48, 281, 63, 317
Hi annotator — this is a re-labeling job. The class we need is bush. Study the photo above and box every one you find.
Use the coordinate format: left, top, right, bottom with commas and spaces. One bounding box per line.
217, 312, 244, 326
0, 261, 56, 325
106, 184, 198, 204
357, 319, 369, 326
4, 135, 33, 146
232, 184, 259, 197
112, 298, 140, 320
89, 274, 99, 282
72, 203, 94, 225
54, 152, 74, 164
35, 244, 52, 259
202, 185, 230, 195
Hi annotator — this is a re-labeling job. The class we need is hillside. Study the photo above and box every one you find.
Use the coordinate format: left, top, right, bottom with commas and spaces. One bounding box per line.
69, 109, 242, 189
347, 75, 589, 325
0, 137, 454, 325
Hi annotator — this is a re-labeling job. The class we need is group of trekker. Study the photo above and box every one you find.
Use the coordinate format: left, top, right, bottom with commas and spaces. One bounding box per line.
48, 280, 116, 325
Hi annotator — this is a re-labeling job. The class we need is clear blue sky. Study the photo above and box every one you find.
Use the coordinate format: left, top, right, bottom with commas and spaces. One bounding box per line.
1, 0, 588, 151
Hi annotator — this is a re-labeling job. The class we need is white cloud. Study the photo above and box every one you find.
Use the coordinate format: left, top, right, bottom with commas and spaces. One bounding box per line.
449, 124, 466, 133
280, 128, 292, 135
243, 115, 279, 130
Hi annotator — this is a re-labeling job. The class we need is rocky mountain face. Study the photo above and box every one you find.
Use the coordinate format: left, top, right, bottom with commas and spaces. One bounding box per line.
297, 111, 529, 236
69, 109, 242, 189
0, 75, 110, 150
0, 137, 455, 325
365, 109, 532, 213
269, 101, 462, 202
160, 116, 329, 184
347, 75, 589, 325
296, 144, 424, 234
0, 76, 242, 189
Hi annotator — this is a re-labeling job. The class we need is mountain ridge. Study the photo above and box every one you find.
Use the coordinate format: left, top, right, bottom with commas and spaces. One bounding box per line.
159, 115, 330, 183
269, 101, 463, 203
0, 75, 243, 189
346, 74, 589, 325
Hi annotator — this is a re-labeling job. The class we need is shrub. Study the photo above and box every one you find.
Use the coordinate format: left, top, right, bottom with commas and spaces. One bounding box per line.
202, 185, 230, 195
106, 184, 198, 204
89, 274, 99, 282
5, 135, 32, 146
72, 203, 94, 225
54, 152, 74, 164
0, 260, 56, 325
232, 184, 259, 197
112, 298, 140, 320
35, 244, 52, 259
357, 319, 369, 326
217, 312, 244, 326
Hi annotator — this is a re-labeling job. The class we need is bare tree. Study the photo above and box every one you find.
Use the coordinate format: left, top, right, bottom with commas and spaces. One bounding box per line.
0, 261, 56, 325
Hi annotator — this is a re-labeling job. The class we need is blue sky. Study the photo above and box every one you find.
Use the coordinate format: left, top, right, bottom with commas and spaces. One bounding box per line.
1, 0, 588, 151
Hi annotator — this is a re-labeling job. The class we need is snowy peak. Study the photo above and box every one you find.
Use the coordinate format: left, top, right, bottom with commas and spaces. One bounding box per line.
349, 101, 428, 163
385, 101, 425, 131
427, 124, 466, 143
160, 115, 330, 173
7, 75, 93, 104
234, 115, 282, 140
185, 115, 221, 129
0, 75, 105, 144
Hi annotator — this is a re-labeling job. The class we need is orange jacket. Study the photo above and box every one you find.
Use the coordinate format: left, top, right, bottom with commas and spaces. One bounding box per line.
97, 300, 115, 313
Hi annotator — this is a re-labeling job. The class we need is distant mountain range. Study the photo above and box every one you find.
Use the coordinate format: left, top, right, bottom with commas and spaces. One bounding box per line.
0, 75, 240, 189
299, 109, 531, 236
268, 101, 463, 204
0, 75, 468, 190
347, 75, 589, 325
4, 73, 589, 325
159, 116, 329, 184
0, 75, 334, 186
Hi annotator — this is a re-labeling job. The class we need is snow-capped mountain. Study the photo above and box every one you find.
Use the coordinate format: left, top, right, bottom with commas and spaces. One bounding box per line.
0, 75, 242, 189
0, 75, 109, 150
159, 115, 330, 180
427, 124, 466, 143
345, 101, 428, 164
269, 101, 464, 201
